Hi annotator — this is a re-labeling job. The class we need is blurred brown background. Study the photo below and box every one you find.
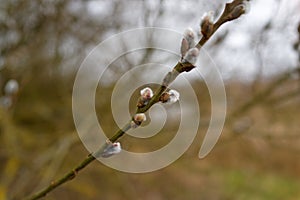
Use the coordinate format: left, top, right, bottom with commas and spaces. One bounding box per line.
1, 0, 300, 199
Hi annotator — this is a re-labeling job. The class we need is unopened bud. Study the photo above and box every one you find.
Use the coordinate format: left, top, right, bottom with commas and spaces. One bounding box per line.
140, 87, 153, 99
160, 89, 180, 104
137, 87, 153, 108
200, 11, 214, 38
183, 48, 199, 65
183, 28, 196, 49
228, 1, 250, 20
131, 113, 146, 128
159, 92, 170, 103
134, 113, 146, 122
167, 89, 180, 104
180, 37, 189, 59
101, 142, 122, 158
4, 79, 19, 95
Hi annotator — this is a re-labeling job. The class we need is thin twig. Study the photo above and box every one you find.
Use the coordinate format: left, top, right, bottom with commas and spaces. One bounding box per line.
25, 1, 249, 199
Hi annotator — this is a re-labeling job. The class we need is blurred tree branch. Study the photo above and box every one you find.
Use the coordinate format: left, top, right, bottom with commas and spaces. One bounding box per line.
229, 68, 298, 119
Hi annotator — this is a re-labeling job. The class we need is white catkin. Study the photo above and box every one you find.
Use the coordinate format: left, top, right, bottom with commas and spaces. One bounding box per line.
183, 48, 199, 65
4, 79, 19, 95
101, 142, 122, 158
183, 28, 196, 49
168, 89, 180, 104
140, 87, 153, 99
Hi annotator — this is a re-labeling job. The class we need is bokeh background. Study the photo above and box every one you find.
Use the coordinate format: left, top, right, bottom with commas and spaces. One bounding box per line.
1, 0, 300, 199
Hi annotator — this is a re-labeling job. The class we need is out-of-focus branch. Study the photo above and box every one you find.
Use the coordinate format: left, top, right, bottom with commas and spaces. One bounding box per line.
229, 69, 296, 119
265, 89, 300, 105
25, 1, 250, 199
230, 21, 300, 120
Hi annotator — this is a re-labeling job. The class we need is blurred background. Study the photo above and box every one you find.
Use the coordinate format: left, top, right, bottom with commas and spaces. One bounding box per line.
1, 0, 300, 199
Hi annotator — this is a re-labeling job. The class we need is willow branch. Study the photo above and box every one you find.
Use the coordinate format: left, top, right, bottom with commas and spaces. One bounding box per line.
25, 1, 249, 199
